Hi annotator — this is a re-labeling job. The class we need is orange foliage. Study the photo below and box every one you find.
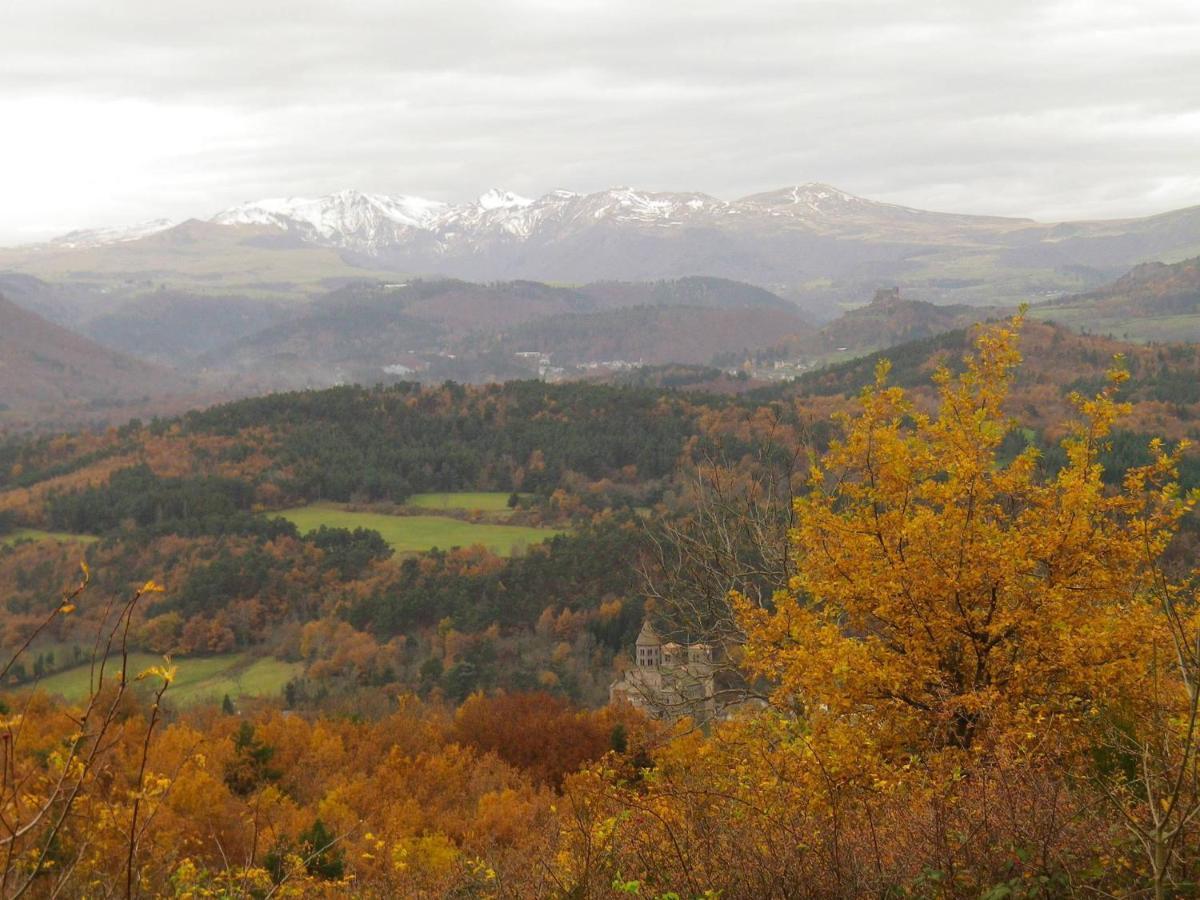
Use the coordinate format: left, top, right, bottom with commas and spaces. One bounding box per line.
452, 690, 637, 788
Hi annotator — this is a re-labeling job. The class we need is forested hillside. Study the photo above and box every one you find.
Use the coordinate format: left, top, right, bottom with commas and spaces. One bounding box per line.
6, 321, 1200, 692
1032, 253, 1200, 341
0, 379, 737, 711
4, 317, 1200, 894
792, 286, 997, 359
473, 304, 810, 366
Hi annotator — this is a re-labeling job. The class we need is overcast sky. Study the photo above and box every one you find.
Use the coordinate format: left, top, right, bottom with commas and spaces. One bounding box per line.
3, 0, 1199, 243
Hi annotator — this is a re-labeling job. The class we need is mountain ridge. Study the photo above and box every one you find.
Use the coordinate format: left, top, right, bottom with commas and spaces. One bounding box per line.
16, 183, 1054, 255
7, 187, 1200, 333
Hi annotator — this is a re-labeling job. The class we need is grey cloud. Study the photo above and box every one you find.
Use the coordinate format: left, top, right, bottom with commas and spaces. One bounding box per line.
2, 0, 1199, 241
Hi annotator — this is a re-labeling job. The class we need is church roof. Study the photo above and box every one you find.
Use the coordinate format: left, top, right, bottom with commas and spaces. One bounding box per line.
635, 618, 662, 647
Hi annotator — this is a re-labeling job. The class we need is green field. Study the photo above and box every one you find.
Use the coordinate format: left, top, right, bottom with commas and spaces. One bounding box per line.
271, 503, 562, 555
407, 491, 520, 512
1028, 306, 1200, 343
31, 652, 301, 706
1, 528, 98, 548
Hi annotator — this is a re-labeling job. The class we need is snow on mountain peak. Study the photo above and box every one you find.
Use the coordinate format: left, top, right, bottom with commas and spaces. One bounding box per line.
584, 187, 725, 224
788, 183, 860, 203
216, 191, 447, 229
729, 183, 884, 223
210, 190, 450, 249
45, 218, 177, 249
34, 182, 906, 253
477, 189, 532, 211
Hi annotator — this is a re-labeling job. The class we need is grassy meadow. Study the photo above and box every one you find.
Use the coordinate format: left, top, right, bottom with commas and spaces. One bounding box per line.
270, 501, 563, 556
1028, 305, 1200, 343
406, 491, 521, 512
31, 652, 301, 706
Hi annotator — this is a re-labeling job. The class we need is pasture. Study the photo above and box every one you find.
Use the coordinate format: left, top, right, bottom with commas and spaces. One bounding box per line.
406, 491, 519, 512
30, 652, 301, 706
271, 503, 562, 556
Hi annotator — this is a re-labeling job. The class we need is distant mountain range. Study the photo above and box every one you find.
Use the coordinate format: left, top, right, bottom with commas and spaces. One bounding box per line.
41, 183, 1007, 253
7, 175, 1200, 430
7, 184, 1200, 315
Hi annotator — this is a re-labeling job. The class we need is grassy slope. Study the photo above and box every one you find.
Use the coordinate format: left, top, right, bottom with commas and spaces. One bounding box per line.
271, 503, 562, 555
170, 657, 301, 705
1027, 256, 1200, 343
32, 652, 301, 706
1028, 305, 1200, 343
0, 223, 397, 294
407, 491, 519, 512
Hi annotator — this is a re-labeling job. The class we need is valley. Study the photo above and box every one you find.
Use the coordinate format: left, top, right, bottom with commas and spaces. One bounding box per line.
6, 316, 1200, 712
5, 187, 1200, 436
1030, 254, 1200, 341
5, 285, 1200, 894
4, 117, 1200, 900
9, 0, 1200, 891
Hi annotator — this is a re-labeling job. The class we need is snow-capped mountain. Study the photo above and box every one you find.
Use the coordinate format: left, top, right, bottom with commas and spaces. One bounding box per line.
14, 182, 1065, 302
30, 184, 892, 256
14, 182, 1200, 315
211, 189, 449, 252
209, 186, 742, 250
206, 182, 1041, 257
36, 183, 1033, 259
741, 183, 888, 217
46, 218, 178, 249
736, 183, 1032, 232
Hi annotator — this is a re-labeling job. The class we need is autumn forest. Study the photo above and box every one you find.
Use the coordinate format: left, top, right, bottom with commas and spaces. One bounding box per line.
0, 308, 1199, 897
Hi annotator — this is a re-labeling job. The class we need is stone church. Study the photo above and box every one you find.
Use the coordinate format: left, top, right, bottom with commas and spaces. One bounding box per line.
609, 618, 717, 722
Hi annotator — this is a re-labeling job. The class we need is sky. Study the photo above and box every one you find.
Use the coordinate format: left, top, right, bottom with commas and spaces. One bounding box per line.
2, 0, 1199, 244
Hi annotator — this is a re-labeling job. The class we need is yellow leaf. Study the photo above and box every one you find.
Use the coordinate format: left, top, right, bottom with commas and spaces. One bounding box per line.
137, 657, 177, 684
141, 580, 165, 594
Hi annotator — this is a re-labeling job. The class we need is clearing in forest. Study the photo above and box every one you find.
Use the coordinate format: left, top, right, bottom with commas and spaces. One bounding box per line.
270, 503, 563, 556
30, 652, 301, 706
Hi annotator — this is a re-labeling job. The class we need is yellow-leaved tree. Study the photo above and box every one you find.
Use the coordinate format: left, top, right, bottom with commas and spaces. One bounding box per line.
565, 314, 1200, 897
737, 313, 1190, 761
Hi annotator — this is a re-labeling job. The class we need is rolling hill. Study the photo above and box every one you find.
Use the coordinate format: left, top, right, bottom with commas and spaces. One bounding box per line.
192, 277, 811, 389
486, 305, 811, 367
0, 295, 194, 427
795, 288, 999, 360
1031, 255, 1200, 341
